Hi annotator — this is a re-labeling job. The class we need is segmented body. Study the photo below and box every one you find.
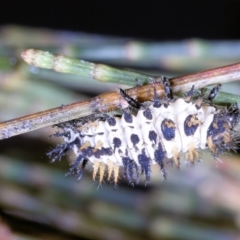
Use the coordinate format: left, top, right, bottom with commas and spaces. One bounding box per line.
48, 84, 239, 186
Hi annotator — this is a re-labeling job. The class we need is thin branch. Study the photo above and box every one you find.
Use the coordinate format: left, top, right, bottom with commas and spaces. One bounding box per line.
171, 62, 240, 92
0, 82, 164, 139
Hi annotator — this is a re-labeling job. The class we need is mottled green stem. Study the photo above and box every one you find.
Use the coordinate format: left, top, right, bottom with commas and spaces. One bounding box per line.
21, 49, 153, 86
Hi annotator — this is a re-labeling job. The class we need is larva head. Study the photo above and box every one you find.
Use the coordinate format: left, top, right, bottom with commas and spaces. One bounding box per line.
207, 105, 240, 154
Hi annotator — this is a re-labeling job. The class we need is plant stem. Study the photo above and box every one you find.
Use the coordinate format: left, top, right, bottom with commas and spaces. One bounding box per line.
21, 49, 153, 86
0, 81, 164, 139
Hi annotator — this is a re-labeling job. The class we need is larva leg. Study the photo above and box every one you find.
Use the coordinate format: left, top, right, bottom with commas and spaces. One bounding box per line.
77, 159, 88, 181
184, 85, 194, 103
162, 77, 173, 100
208, 84, 221, 101
153, 88, 161, 108
65, 155, 84, 176
119, 88, 142, 109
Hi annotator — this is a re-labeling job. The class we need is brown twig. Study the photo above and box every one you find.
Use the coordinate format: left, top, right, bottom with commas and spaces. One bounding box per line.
0, 81, 164, 139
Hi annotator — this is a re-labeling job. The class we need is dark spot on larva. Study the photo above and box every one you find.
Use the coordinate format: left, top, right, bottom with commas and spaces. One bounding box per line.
103, 147, 112, 155
138, 149, 151, 182
149, 130, 157, 144
154, 143, 167, 180
154, 143, 165, 163
86, 134, 94, 137
184, 115, 199, 136
131, 134, 140, 146
81, 146, 93, 157
93, 149, 102, 158
73, 137, 81, 147
207, 115, 226, 138
107, 116, 116, 126
113, 137, 121, 150
143, 108, 152, 120
93, 147, 111, 158
161, 119, 175, 141
118, 148, 123, 155
123, 111, 133, 123
97, 132, 104, 135
122, 157, 139, 184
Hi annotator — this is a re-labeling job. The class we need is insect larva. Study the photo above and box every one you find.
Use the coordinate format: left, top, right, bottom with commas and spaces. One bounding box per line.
48, 79, 240, 187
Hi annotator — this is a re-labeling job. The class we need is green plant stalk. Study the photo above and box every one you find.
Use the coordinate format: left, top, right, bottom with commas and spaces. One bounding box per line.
21, 49, 153, 86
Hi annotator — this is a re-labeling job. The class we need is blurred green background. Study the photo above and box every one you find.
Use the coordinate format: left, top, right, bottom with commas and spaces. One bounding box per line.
0, 25, 240, 240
